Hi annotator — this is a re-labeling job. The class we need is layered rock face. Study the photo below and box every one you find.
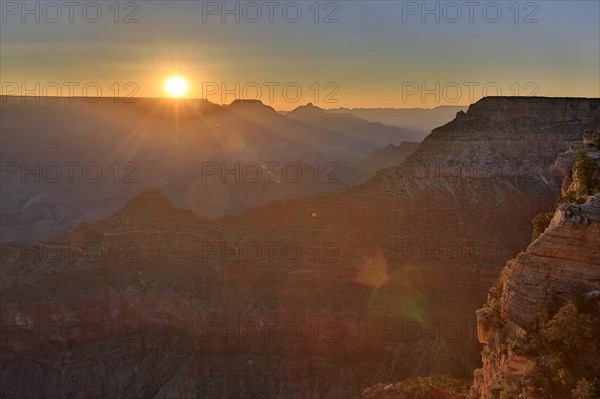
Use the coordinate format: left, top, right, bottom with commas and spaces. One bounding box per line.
1, 97, 599, 398
465, 97, 600, 122
503, 195, 600, 330
472, 195, 600, 399
471, 140, 600, 398
555, 135, 600, 197
555, 142, 587, 196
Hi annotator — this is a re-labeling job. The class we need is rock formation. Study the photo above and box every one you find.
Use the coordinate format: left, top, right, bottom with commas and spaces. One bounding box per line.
362, 375, 471, 399
471, 140, 600, 398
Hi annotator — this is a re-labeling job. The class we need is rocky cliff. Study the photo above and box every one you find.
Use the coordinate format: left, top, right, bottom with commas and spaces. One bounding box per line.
464, 97, 599, 122
471, 141, 600, 398
1, 97, 599, 398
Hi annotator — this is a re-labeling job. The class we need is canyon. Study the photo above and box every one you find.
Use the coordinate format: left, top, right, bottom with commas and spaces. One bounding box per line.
0, 97, 421, 243
1, 97, 599, 398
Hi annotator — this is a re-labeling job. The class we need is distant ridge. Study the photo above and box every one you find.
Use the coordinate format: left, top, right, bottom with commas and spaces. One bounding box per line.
323, 105, 468, 137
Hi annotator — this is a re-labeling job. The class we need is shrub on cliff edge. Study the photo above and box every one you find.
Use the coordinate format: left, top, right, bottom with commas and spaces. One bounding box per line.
531, 212, 554, 241
523, 301, 599, 398
574, 150, 600, 196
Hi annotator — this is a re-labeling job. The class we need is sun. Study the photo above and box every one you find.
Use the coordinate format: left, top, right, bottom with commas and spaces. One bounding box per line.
165, 76, 188, 97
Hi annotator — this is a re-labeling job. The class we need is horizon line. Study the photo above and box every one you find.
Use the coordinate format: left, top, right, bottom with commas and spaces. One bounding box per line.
0, 95, 472, 111
2, 95, 598, 112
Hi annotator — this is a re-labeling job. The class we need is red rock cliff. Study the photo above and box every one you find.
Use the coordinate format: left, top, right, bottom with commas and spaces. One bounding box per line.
471, 141, 600, 398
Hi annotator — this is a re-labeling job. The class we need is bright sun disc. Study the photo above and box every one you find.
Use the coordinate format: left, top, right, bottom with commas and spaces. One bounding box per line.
165, 76, 188, 97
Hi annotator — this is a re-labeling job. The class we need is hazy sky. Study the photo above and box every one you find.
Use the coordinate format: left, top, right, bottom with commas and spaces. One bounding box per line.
1, 0, 599, 109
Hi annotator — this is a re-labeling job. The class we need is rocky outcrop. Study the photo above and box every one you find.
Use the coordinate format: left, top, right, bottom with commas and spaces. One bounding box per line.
503, 195, 600, 329
555, 142, 587, 196
471, 156, 600, 399
555, 134, 600, 197
362, 375, 471, 399
2, 97, 599, 398
465, 97, 600, 122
